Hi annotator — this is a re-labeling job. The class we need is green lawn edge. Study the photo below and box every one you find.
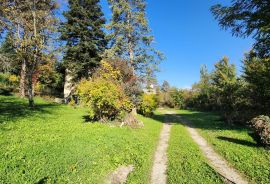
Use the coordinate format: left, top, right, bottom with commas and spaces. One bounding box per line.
177, 109, 270, 184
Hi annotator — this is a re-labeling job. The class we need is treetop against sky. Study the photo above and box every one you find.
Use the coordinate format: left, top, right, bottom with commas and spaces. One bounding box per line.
57, 0, 254, 89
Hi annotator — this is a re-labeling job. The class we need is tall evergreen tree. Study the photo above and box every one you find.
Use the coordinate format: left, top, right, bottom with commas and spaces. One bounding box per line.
212, 57, 238, 124
105, 0, 163, 78
192, 65, 213, 110
60, 0, 107, 81
242, 51, 270, 114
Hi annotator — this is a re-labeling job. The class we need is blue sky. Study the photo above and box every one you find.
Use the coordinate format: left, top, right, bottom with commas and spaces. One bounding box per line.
102, 0, 254, 88
59, 0, 254, 89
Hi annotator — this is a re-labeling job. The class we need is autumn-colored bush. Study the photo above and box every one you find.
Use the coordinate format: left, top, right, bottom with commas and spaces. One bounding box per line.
138, 93, 158, 116
0, 73, 18, 95
77, 61, 133, 121
249, 115, 270, 148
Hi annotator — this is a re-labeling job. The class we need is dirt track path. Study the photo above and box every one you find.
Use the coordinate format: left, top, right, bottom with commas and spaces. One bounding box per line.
150, 110, 248, 184
150, 111, 173, 184
178, 115, 249, 184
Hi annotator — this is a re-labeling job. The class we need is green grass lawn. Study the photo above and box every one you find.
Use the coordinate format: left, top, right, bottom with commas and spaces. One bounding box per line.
0, 95, 162, 183
177, 110, 270, 184
154, 110, 223, 184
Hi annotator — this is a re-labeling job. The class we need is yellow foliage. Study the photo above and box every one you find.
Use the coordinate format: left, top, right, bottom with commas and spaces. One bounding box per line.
95, 60, 122, 81
138, 93, 158, 116
8, 75, 18, 83
34, 82, 42, 94
77, 77, 133, 121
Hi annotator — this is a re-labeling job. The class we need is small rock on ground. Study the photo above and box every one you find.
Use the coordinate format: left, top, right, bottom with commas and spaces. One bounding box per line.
106, 165, 134, 184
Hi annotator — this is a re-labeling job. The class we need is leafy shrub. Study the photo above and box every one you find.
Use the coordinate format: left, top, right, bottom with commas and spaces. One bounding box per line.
249, 115, 270, 148
77, 61, 133, 121
138, 93, 158, 116
0, 73, 18, 95
0, 73, 10, 87
77, 78, 133, 121
108, 59, 141, 105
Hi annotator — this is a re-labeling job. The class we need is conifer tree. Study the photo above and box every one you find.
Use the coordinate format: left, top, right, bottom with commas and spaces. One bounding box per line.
105, 0, 163, 78
212, 57, 238, 124
60, 0, 107, 81
242, 51, 270, 114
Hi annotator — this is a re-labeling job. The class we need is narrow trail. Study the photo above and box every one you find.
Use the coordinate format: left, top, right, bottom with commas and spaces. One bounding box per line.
150, 111, 173, 184
178, 115, 249, 184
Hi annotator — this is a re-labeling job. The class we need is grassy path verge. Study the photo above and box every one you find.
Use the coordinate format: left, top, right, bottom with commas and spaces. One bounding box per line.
181, 116, 248, 184
156, 109, 223, 184
178, 110, 270, 184
0, 95, 162, 183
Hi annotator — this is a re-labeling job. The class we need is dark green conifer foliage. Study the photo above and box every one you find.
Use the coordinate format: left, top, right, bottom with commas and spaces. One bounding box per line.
212, 57, 238, 124
60, 0, 107, 80
242, 51, 270, 114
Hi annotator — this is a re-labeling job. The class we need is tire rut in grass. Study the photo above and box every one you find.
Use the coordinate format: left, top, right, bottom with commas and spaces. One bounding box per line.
150, 111, 173, 184
178, 115, 249, 184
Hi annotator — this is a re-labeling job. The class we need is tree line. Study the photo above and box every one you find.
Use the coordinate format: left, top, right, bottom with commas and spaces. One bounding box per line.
0, 0, 162, 121
187, 0, 270, 124
154, 0, 269, 126
0, 0, 269, 127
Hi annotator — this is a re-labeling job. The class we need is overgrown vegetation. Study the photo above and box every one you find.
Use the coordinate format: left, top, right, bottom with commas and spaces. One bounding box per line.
0, 0, 162, 114
0, 0, 269, 182
0, 95, 162, 183
77, 61, 133, 121
138, 93, 157, 116
179, 110, 270, 183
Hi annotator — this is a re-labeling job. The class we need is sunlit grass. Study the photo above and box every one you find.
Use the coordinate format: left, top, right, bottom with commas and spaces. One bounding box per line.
0, 95, 162, 183
168, 123, 223, 183
153, 110, 223, 184
178, 110, 270, 184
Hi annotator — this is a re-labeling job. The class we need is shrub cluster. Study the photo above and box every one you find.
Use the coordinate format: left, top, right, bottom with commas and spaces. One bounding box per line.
77, 61, 133, 121
138, 93, 158, 116
0, 73, 18, 88
249, 115, 270, 148
0, 73, 19, 95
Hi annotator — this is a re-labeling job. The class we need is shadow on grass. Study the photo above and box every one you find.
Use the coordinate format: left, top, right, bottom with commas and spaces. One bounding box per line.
217, 136, 258, 148
0, 95, 60, 124
82, 115, 98, 123
151, 110, 259, 148
179, 111, 248, 132
152, 111, 231, 131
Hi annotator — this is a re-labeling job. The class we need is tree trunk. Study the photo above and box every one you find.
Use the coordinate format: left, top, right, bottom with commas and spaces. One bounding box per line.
127, 11, 135, 75
19, 59, 26, 97
128, 41, 134, 64
28, 2, 36, 108
64, 69, 74, 103
28, 71, 34, 107
131, 107, 137, 115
